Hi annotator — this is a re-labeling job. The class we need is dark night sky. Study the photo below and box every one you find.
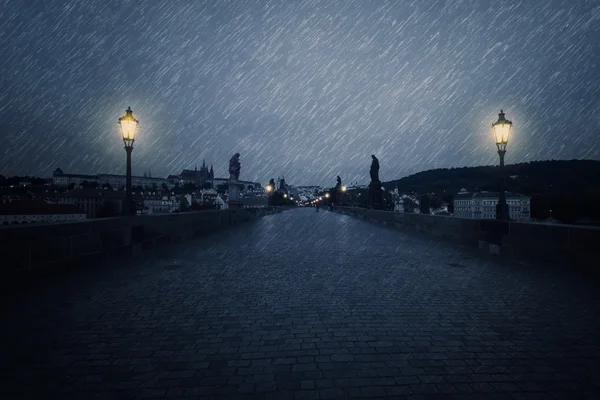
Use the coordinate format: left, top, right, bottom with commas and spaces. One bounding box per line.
1, 0, 599, 186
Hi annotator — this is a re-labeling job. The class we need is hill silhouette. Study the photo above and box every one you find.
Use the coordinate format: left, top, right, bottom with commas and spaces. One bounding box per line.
383, 160, 600, 224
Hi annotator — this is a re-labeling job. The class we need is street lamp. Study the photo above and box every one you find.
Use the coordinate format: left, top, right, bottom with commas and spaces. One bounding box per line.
492, 109, 512, 221
341, 185, 347, 192
325, 193, 330, 198
118, 106, 139, 215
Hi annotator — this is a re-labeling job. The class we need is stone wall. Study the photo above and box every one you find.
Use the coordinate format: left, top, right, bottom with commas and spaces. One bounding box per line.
332, 207, 600, 275
0, 208, 283, 289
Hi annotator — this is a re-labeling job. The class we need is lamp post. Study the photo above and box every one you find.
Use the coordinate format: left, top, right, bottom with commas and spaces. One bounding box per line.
492, 109, 512, 221
118, 106, 139, 216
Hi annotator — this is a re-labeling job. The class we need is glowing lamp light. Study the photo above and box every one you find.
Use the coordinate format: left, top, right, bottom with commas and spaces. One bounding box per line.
492, 109, 512, 152
265, 184, 273, 193
283, 193, 288, 198
118, 106, 139, 148
341, 185, 347, 192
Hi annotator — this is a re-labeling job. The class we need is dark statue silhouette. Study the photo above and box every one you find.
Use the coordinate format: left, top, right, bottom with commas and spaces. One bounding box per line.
229, 153, 241, 181
368, 154, 383, 210
370, 155, 379, 182
336, 175, 342, 188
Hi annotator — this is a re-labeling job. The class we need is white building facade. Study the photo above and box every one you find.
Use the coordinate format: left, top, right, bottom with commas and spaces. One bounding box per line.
52, 168, 172, 190
142, 194, 178, 214
453, 188, 530, 220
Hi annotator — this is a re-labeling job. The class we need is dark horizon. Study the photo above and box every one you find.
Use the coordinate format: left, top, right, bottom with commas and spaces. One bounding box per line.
2, 157, 598, 189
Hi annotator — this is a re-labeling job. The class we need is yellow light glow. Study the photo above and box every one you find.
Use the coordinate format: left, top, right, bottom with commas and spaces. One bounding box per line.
265, 184, 273, 192
283, 194, 288, 198
341, 185, 347, 192
492, 110, 512, 150
325, 193, 330, 198
119, 107, 139, 143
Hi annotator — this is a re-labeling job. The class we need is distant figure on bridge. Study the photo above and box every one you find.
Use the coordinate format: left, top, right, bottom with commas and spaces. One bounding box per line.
336, 175, 342, 188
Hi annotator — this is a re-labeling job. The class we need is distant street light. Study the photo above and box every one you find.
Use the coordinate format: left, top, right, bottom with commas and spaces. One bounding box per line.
283, 193, 288, 199
492, 109, 512, 221
325, 193, 330, 198
118, 106, 139, 216
341, 185, 347, 192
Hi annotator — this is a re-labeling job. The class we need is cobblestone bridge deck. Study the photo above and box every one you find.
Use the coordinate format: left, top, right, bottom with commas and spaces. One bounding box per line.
1, 208, 599, 399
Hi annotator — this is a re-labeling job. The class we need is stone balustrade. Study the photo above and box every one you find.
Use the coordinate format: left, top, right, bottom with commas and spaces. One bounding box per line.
331, 207, 599, 276
0, 207, 284, 290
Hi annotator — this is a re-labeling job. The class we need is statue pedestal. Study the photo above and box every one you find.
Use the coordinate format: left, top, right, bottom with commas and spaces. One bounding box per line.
228, 180, 244, 209
368, 180, 384, 210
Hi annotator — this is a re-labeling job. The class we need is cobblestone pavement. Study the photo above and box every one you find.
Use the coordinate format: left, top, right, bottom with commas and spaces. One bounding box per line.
1, 208, 600, 400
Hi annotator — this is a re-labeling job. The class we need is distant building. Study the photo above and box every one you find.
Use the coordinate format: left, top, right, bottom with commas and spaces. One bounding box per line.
55, 189, 135, 218
168, 161, 261, 191
1, 192, 21, 204
173, 160, 214, 186
142, 193, 178, 214
98, 174, 171, 190
0, 200, 86, 225
215, 194, 227, 210
52, 168, 172, 190
453, 188, 530, 220
196, 189, 219, 205
52, 168, 97, 187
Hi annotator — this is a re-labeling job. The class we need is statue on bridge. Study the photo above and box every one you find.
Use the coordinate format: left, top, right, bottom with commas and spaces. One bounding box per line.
370, 155, 379, 182
368, 154, 383, 210
228, 153, 243, 209
336, 175, 342, 189
229, 153, 241, 181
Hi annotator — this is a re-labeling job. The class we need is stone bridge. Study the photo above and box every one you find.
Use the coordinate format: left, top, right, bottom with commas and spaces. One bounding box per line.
1, 208, 599, 399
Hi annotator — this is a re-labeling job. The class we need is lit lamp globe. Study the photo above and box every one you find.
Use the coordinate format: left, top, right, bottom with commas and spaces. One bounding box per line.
492, 109, 512, 153
119, 106, 139, 148
283, 193, 288, 198
265, 184, 273, 193
341, 185, 347, 192
325, 193, 330, 198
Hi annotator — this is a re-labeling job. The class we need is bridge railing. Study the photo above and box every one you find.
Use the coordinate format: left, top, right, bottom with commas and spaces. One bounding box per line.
331, 206, 600, 275
0, 207, 285, 290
